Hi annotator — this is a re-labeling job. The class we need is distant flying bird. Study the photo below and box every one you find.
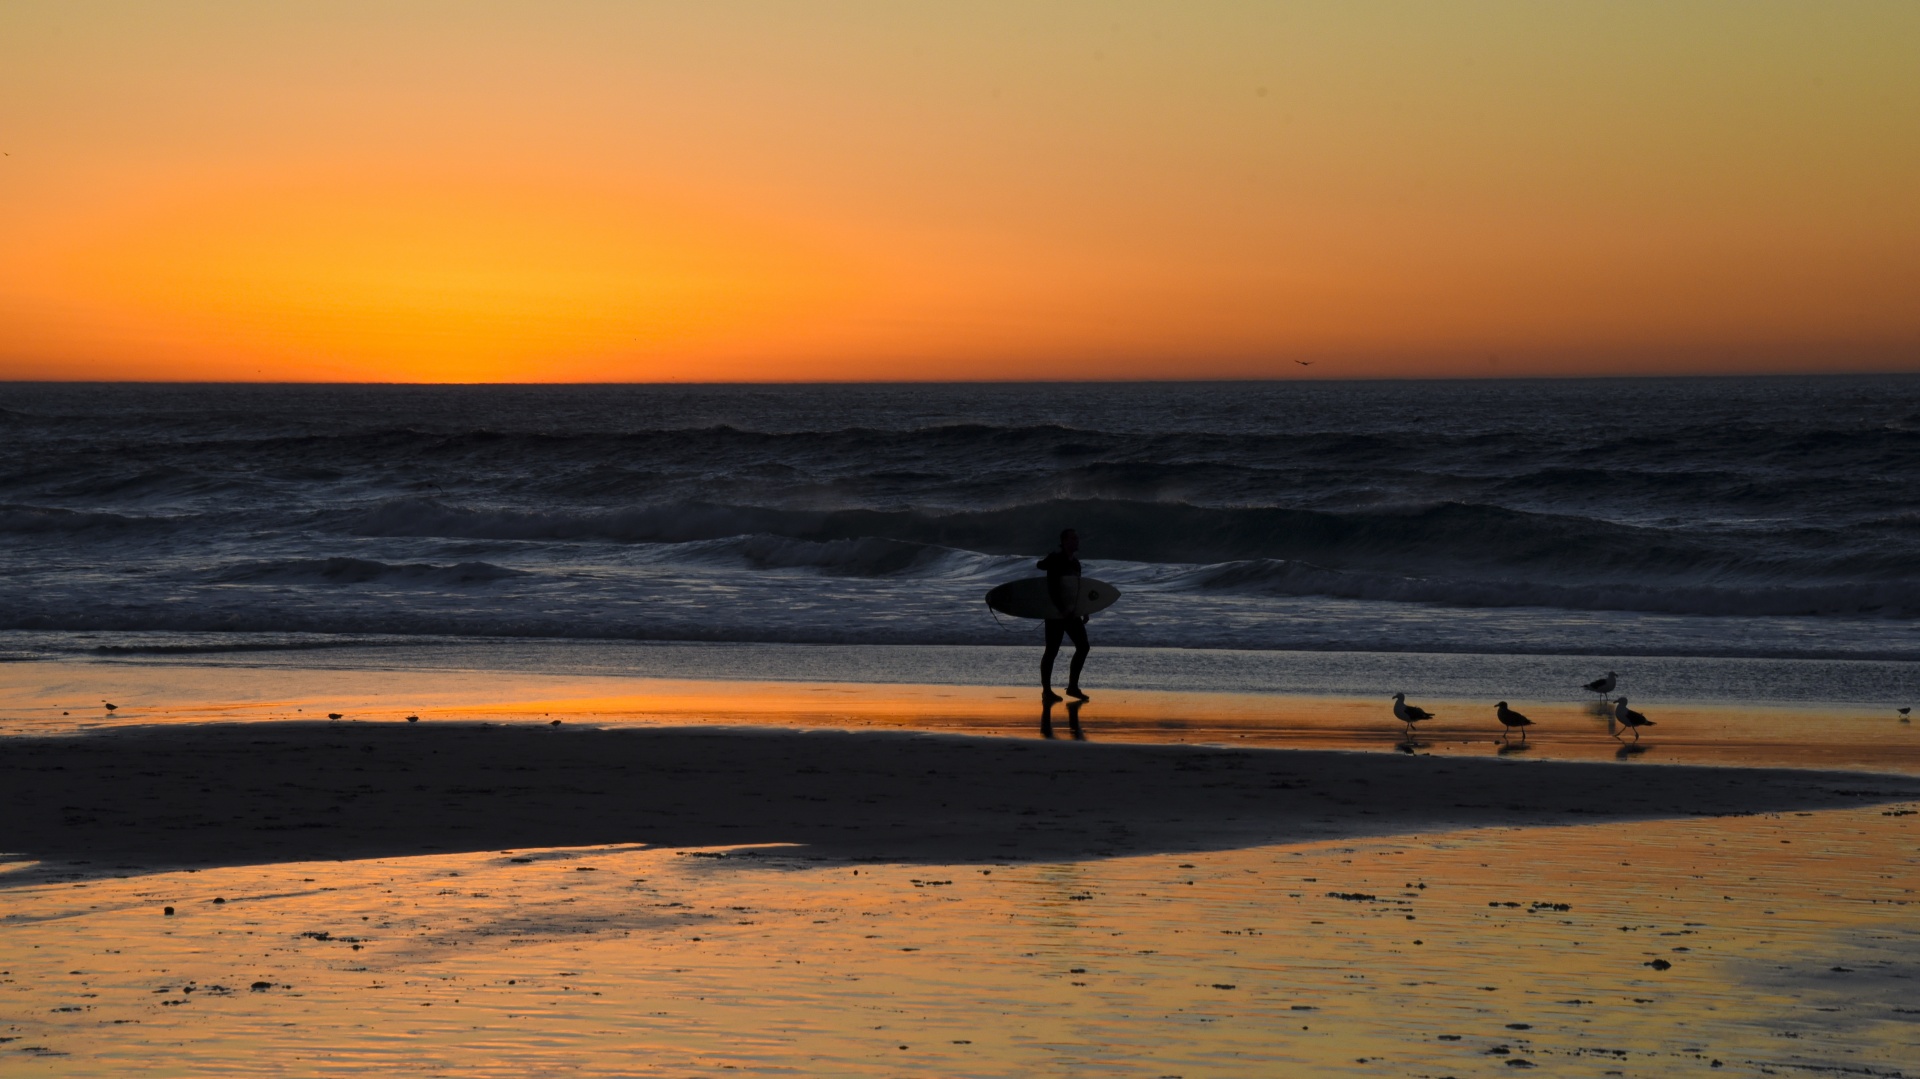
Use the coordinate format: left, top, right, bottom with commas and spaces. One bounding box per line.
1612, 697, 1654, 741
1584, 671, 1618, 698
1295, 360, 1314, 366
1391, 692, 1435, 734
102, 701, 117, 711
1495, 701, 1533, 742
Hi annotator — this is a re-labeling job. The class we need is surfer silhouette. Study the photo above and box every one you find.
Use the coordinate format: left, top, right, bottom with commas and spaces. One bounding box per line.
1037, 528, 1091, 702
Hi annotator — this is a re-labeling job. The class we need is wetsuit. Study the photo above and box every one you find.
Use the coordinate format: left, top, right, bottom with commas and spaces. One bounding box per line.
1036, 549, 1089, 693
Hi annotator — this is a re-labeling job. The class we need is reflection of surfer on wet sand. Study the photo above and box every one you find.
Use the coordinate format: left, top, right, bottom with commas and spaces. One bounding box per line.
1040, 697, 1086, 740
983, 528, 1122, 704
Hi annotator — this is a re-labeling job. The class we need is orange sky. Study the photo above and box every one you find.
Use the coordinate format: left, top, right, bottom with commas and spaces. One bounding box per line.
2, 2, 1917, 382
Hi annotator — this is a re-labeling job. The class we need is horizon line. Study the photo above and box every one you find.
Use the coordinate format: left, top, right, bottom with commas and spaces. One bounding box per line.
4, 370, 1919, 388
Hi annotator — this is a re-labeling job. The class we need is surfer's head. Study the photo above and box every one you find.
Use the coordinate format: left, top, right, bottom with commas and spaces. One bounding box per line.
1059, 528, 1079, 554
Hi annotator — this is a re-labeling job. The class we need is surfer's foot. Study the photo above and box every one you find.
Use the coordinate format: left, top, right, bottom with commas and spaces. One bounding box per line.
1065, 687, 1090, 701
1041, 689, 1063, 704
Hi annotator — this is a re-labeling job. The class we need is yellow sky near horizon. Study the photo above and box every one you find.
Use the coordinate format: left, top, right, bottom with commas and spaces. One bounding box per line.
2, 2, 1917, 382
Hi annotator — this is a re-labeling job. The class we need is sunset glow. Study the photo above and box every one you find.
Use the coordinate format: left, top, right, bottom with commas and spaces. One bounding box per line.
3, 2, 1917, 381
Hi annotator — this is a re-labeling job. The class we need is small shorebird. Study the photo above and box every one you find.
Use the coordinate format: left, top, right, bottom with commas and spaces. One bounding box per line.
1612, 697, 1654, 741
327, 712, 343, 720
1494, 701, 1533, 742
1391, 693, 1435, 735
102, 701, 117, 711
1901, 707, 1911, 722
1583, 671, 1618, 699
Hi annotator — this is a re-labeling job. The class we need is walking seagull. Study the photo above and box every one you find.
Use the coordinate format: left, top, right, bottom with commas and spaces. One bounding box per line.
1391, 693, 1435, 735
1612, 697, 1654, 741
1495, 701, 1533, 742
1584, 671, 1618, 699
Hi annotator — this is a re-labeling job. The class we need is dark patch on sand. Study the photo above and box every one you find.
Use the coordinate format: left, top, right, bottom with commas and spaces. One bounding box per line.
1, 723, 1914, 883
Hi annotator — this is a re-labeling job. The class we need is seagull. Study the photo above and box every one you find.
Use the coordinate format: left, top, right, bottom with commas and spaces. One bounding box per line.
1392, 692, 1435, 734
1295, 360, 1314, 367
1584, 671, 1618, 698
1612, 697, 1654, 741
1495, 701, 1533, 742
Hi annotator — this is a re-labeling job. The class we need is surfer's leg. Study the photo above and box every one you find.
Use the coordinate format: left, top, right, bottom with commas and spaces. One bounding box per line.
1064, 619, 1090, 698
1041, 619, 1065, 699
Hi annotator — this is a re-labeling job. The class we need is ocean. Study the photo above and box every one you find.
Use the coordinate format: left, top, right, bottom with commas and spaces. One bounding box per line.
3, 377, 1917, 687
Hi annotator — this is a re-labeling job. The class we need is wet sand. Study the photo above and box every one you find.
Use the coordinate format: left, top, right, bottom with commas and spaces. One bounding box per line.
4, 722, 1916, 883
7, 656, 1919, 773
2, 803, 1916, 1075
4, 665, 1920, 1075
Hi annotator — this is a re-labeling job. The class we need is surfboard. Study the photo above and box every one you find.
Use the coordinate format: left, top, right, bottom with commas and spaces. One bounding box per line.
985, 576, 1121, 620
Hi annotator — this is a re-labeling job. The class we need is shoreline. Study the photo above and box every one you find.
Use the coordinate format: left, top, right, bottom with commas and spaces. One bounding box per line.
7, 649, 1920, 774
9, 633, 1920, 683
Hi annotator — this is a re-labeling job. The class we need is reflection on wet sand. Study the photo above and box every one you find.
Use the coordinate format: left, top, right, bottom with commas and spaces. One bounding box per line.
1039, 697, 1086, 740
4, 667, 1920, 1074
2, 804, 1915, 1076
6, 664, 1919, 774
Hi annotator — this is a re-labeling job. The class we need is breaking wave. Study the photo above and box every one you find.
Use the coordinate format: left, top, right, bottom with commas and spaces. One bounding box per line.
1162, 559, 1920, 618
210, 558, 526, 587
3, 379, 1917, 659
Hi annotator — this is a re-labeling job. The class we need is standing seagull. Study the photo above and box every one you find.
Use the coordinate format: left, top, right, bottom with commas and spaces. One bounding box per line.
1391, 693, 1435, 735
1583, 671, 1618, 699
1612, 697, 1654, 741
1494, 701, 1533, 742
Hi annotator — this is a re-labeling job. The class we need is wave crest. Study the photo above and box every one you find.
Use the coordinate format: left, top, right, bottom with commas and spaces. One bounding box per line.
1169, 558, 1920, 618
210, 558, 525, 587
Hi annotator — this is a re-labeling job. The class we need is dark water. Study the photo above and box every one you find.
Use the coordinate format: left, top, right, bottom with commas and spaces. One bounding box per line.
2, 377, 1916, 659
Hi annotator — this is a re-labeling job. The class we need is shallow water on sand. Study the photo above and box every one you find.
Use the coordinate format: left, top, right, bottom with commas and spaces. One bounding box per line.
3, 806, 1916, 1076
5, 654, 1919, 775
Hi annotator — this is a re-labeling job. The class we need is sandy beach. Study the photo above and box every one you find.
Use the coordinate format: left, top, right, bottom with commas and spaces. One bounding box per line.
4, 659, 1920, 1076
5, 720, 1917, 881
